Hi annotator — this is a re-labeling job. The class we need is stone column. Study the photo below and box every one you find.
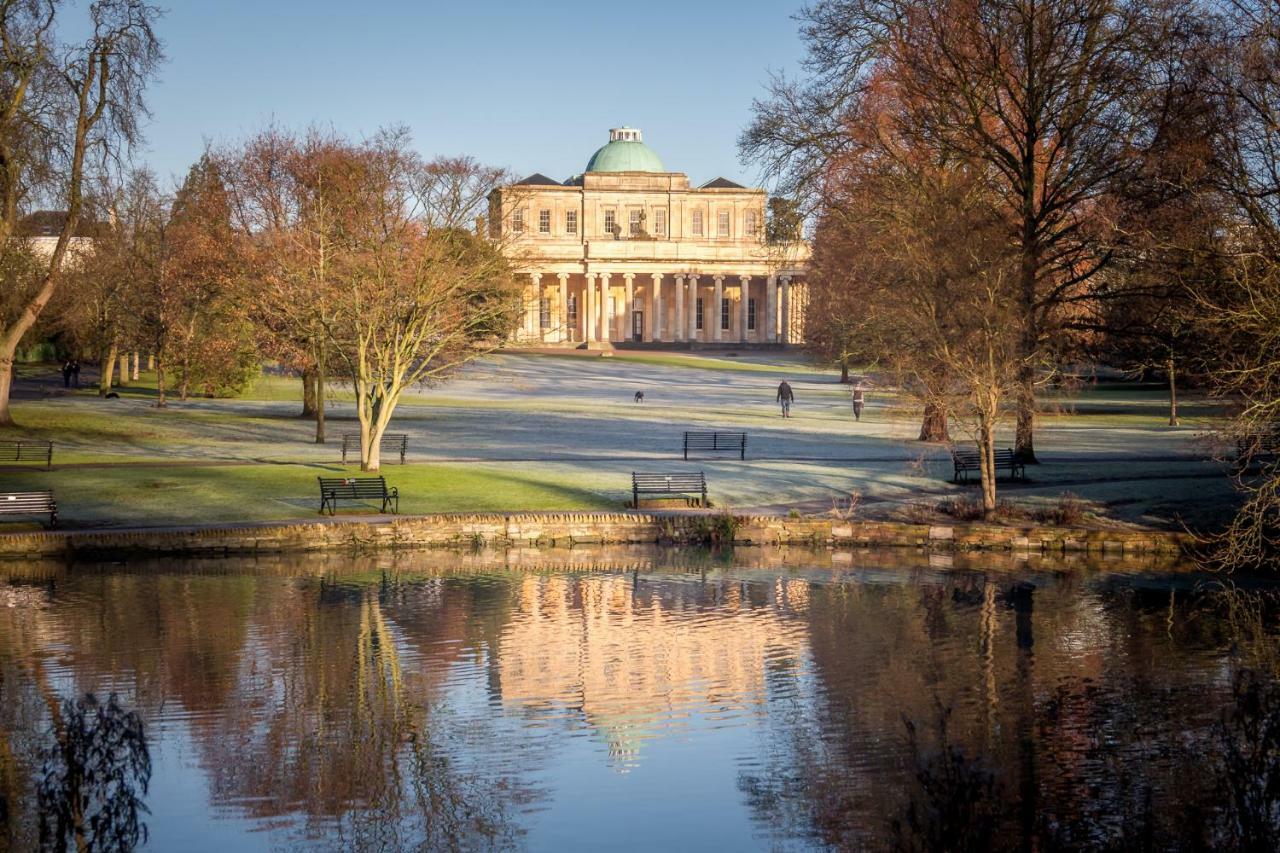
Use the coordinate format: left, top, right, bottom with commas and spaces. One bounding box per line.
623, 273, 636, 342
712, 276, 724, 342
557, 273, 569, 343
585, 273, 597, 342
766, 275, 778, 343
686, 275, 698, 341
673, 275, 685, 343
779, 276, 791, 345
530, 273, 543, 341
739, 275, 750, 343
650, 273, 663, 341
599, 273, 611, 343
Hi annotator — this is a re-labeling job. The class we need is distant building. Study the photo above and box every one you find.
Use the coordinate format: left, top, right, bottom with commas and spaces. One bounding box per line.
489, 127, 808, 347
16, 210, 99, 261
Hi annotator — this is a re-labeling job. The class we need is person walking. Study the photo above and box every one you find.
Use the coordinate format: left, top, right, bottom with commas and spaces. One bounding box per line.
61, 360, 73, 388
70, 359, 81, 388
851, 382, 866, 421
776, 380, 795, 418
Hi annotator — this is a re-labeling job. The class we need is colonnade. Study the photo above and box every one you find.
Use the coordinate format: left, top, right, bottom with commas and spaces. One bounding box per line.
519, 271, 801, 345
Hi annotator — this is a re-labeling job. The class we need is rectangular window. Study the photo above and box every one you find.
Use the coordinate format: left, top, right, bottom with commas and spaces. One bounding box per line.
721, 297, 730, 330
538, 209, 551, 234
717, 210, 730, 237
745, 210, 759, 237
539, 297, 552, 329
654, 209, 667, 237
692, 209, 704, 237
566, 210, 578, 235
748, 297, 757, 331
567, 294, 578, 326
512, 208, 525, 233
696, 298, 704, 330
604, 209, 617, 236
629, 209, 642, 236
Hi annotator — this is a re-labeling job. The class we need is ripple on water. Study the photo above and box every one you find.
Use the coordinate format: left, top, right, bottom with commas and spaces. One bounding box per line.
0, 560, 1274, 852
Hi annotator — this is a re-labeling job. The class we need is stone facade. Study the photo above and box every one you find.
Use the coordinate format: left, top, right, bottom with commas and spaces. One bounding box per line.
489, 128, 810, 347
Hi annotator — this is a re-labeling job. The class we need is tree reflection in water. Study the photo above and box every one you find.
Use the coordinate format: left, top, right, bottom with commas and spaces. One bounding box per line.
0, 553, 1276, 851
37, 693, 151, 853
741, 575, 1280, 852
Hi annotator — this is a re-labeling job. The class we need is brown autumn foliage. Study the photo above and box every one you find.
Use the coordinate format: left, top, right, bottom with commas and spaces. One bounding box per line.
743, 0, 1199, 462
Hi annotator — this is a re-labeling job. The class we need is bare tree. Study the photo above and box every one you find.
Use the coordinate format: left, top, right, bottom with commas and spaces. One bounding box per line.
0, 0, 162, 424
813, 137, 1023, 515
223, 127, 347, 443
743, 0, 1193, 461
316, 132, 520, 471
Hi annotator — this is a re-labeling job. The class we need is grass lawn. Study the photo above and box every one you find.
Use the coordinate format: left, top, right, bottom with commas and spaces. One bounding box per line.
0, 462, 617, 529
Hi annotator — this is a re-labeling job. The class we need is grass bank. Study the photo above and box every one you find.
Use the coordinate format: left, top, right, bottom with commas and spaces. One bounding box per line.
0, 462, 616, 529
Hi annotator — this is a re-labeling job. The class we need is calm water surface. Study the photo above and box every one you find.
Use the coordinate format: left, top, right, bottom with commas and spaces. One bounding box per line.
0, 549, 1276, 851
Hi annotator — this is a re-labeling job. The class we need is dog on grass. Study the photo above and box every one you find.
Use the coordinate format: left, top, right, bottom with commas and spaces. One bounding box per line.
634, 391, 644, 403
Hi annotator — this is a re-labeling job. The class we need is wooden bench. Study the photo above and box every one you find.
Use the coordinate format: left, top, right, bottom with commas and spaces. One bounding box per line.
951, 447, 1027, 483
341, 433, 408, 465
632, 472, 708, 508
317, 477, 399, 516
0, 491, 57, 528
1235, 433, 1279, 466
683, 431, 747, 461
0, 440, 53, 469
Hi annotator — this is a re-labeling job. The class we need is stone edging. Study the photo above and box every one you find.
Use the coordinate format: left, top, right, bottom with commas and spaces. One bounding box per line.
0, 512, 1192, 560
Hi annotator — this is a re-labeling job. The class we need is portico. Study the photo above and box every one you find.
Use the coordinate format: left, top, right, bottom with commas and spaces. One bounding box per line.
493, 127, 809, 348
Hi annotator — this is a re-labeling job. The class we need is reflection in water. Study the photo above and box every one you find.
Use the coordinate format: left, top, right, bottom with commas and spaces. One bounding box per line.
0, 548, 1274, 851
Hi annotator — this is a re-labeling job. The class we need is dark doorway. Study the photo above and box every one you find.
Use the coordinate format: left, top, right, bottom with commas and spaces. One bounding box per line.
632, 311, 644, 342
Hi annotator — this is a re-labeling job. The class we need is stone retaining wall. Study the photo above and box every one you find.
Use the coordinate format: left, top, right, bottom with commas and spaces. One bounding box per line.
0, 512, 1192, 561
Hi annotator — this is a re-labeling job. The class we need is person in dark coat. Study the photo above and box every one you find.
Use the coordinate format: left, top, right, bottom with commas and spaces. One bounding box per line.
851, 382, 866, 421
61, 361, 73, 388
70, 359, 81, 388
776, 380, 795, 418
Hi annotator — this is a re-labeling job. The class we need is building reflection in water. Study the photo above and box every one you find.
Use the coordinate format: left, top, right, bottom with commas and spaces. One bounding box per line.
0, 551, 1273, 851
496, 574, 812, 769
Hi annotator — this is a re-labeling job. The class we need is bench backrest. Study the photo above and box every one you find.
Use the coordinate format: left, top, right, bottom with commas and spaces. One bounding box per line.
0, 491, 55, 512
1239, 434, 1280, 454
341, 433, 408, 448
953, 447, 1017, 465
318, 477, 389, 498
0, 440, 53, 461
632, 472, 706, 490
684, 431, 746, 446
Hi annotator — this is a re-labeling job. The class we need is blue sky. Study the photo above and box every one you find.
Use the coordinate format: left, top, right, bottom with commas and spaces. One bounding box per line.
126, 1, 810, 188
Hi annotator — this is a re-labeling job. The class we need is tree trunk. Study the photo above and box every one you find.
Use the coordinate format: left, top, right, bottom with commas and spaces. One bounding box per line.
1167, 355, 1179, 427
1016, 169, 1040, 464
156, 357, 167, 408
363, 435, 381, 472
314, 355, 326, 444
117, 353, 129, 387
979, 420, 998, 519
301, 368, 317, 418
146, 353, 155, 371
178, 359, 189, 402
918, 403, 950, 442
0, 354, 13, 426
1015, 367, 1037, 463
99, 342, 118, 396
131, 351, 140, 381
839, 358, 850, 384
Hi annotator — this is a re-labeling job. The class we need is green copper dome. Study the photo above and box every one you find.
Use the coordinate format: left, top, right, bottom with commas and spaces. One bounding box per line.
585, 127, 666, 173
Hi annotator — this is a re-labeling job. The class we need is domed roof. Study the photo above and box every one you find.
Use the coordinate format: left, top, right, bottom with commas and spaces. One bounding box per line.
585, 127, 666, 173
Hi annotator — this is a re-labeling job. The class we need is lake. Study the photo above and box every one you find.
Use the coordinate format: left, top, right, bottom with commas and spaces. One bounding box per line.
0, 547, 1276, 851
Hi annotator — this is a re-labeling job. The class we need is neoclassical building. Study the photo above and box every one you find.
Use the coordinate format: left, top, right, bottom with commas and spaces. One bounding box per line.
490, 127, 808, 347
